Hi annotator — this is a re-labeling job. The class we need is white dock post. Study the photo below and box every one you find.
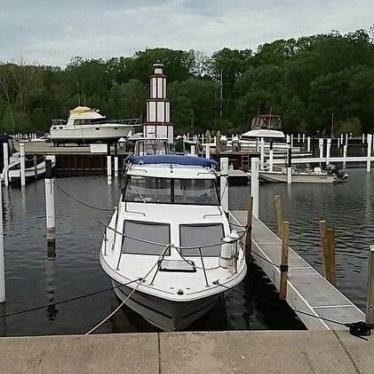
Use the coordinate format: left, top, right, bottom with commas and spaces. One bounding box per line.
326, 139, 331, 165
286, 134, 290, 144
106, 155, 112, 178
319, 139, 324, 162
287, 147, 292, 184
302, 133, 305, 143
20, 143, 26, 187
343, 144, 347, 169
340, 133, 343, 146
114, 156, 119, 177
290, 134, 294, 148
269, 142, 274, 172
260, 138, 265, 169
362, 133, 366, 144
191, 145, 196, 156
205, 145, 210, 159
45, 160, 56, 250
307, 137, 311, 152
251, 157, 260, 218
337, 137, 341, 148
220, 157, 229, 212
366, 245, 374, 325
367, 134, 372, 173
0, 182, 6, 302
297, 133, 300, 143
345, 133, 348, 146
2, 142, 8, 187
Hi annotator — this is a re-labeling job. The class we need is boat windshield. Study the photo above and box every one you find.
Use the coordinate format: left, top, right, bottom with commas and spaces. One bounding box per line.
123, 176, 219, 205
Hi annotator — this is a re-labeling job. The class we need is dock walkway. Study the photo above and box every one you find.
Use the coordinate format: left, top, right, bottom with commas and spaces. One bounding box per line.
0, 331, 372, 373
230, 211, 365, 329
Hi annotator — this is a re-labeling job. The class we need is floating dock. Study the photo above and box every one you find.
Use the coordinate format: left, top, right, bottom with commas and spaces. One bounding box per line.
0, 331, 372, 373
230, 211, 365, 329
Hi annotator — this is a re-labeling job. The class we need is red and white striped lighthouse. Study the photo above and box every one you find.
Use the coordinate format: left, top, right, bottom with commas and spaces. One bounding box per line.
143, 62, 174, 143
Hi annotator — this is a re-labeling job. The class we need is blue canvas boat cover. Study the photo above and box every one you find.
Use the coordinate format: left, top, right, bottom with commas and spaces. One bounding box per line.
127, 155, 216, 168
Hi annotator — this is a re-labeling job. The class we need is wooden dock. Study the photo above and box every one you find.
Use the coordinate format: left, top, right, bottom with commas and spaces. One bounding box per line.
230, 211, 365, 329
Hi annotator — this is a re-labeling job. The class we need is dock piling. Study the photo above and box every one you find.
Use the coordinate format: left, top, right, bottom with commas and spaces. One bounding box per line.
260, 138, 265, 168
250, 158, 259, 218
287, 147, 292, 184
220, 158, 229, 212
2, 142, 8, 187
45, 160, 56, 254
191, 145, 196, 156
245, 197, 253, 263
269, 141, 274, 171
0, 182, 5, 302
343, 145, 347, 169
33, 155, 38, 180
205, 145, 210, 159
279, 220, 289, 300
20, 143, 26, 187
114, 156, 119, 177
367, 134, 372, 173
273, 195, 283, 239
106, 155, 112, 180
319, 221, 336, 285
366, 245, 374, 324
307, 136, 311, 152
326, 139, 331, 165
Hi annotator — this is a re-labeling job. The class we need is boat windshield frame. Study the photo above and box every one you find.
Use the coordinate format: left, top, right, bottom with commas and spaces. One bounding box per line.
122, 175, 220, 206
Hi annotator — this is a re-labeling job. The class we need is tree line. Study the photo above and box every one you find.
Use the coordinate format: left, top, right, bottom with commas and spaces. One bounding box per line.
0, 28, 373, 135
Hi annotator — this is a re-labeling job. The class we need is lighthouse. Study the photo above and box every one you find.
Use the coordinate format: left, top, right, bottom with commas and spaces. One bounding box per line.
143, 62, 174, 143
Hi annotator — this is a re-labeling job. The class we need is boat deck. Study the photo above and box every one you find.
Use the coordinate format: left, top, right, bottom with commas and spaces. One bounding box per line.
230, 210, 365, 329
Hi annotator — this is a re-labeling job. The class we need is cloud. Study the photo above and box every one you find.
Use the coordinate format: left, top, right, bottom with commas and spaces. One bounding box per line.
0, 0, 372, 66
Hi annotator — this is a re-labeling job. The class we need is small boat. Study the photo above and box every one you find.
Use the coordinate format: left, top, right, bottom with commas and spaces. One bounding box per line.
100, 155, 247, 331
50, 106, 141, 145
8, 153, 56, 185
260, 166, 349, 184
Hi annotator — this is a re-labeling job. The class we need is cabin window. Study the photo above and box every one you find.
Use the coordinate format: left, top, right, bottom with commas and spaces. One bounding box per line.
179, 224, 224, 257
122, 221, 170, 255
123, 176, 219, 205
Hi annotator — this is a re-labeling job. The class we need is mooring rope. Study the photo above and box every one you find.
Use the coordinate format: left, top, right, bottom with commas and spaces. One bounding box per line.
54, 183, 114, 212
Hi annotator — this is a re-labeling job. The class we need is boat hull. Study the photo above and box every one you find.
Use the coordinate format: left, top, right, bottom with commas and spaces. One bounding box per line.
113, 281, 219, 331
260, 171, 335, 183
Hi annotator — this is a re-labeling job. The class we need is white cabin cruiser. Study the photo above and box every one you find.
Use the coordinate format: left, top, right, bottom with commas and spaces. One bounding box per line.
100, 155, 247, 331
50, 106, 141, 145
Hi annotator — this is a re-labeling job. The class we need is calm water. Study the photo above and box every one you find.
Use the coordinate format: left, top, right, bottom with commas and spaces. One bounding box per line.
1, 169, 372, 336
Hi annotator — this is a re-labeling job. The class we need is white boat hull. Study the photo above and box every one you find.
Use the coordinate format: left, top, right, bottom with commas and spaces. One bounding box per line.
50, 125, 135, 142
260, 171, 336, 183
113, 281, 219, 331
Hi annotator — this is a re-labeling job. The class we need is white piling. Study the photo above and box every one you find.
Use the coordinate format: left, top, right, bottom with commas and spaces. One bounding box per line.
326, 139, 331, 165
307, 137, 311, 152
290, 134, 294, 148
220, 157, 229, 212
286, 134, 290, 144
114, 156, 119, 177
205, 145, 210, 159
191, 145, 196, 156
20, 143, 26, 187
367, 134, 372, 173
269, 143, 274, 172
297, 133, 300, 143
345, 133, 348, 146
319, 139, 324, 161
340, 134, 343, 146
366, 245, 374, 325
260, 138, 265, 169
0, 182, 5, 302
337, 137, 341, 148
287, 147, 292, 184
2, 142, 8, 187
106, 156, 112, 178
362, 133, 366, 144
250, 157, 260, 218
343, 145, 347, 169
45, 161, 55, 247
302, 133, 305, 143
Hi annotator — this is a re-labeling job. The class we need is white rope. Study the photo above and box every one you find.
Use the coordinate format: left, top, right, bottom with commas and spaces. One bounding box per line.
85, 244, 171, 335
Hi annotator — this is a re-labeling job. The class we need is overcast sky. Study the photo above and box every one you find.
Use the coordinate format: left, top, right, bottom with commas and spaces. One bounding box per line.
0, 0, 373, 66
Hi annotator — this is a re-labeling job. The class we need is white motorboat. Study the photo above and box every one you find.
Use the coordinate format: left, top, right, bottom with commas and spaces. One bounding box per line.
100, 155, 247, 331
50, 106, 141, 145
260, 166, 348, 183
8, 153, 56, 185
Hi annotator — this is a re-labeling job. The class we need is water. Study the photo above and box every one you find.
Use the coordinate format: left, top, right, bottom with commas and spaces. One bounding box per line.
1, 170, 371, 336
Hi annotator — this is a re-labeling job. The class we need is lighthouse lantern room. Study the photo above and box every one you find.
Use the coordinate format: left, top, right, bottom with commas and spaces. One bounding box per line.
144, 63, 174, 143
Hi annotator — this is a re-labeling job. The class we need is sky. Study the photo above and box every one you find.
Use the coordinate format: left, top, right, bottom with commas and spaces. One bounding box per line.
0, 0, 373, 66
